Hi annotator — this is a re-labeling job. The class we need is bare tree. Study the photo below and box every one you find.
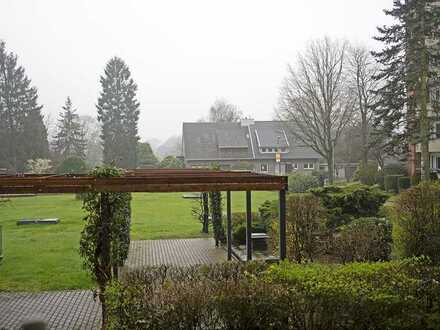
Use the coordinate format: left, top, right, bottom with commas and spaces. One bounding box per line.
347, 45, 381, 168
208, 98, 242, 122
278, 38, 354, 184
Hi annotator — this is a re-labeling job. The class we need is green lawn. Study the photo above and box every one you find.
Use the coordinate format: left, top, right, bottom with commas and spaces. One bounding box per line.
0, 191, 276, 292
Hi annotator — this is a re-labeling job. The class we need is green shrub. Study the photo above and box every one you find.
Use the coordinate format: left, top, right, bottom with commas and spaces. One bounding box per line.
398, 176, 411, 192
271, 194, 326, 262
383, 163, 408, 176
258, 199, 278, 228
230, 212, 264, 245
310, 183, 389, 229
288, 173, 319, 193
393, 182, 440, 263
57, 156, 87, 174
353, 162, 379, 186
107, 259, 440, 330
332, 217, 392, 263
384, 175, 401, 192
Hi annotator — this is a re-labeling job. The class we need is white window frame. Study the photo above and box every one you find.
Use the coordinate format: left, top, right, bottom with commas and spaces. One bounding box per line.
304, 163, 314, 170
260, 164, 269, 172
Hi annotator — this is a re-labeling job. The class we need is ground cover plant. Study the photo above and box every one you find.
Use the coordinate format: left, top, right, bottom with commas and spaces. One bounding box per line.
106, 258, 440, 330
0, 191, 275, 291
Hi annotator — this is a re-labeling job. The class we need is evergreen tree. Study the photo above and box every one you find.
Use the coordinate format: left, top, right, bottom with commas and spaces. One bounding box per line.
136, 142, 158, 168
53, 97, 87, 160
0, 40, 49, 171
97, 57, 140, 169
372, 0, 440, 180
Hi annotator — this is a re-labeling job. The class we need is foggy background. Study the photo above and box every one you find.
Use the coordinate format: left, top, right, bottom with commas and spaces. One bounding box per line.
0, 0, 392, 144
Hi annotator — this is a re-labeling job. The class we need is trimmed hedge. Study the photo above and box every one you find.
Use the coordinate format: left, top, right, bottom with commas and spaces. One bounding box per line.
398, 176, 411, 192
385, 175, 401, 192
107, 259, 440, 329
288, 173, 320, 193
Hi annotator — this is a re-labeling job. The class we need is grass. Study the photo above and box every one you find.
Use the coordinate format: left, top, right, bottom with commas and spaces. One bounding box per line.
0, 191, 276, 292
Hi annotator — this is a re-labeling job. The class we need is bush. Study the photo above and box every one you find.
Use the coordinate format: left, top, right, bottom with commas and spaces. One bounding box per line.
393, 182, 440, 263
271, 194, 326, 262
384, 175, 401, 192
258, 199, 278, 227
353, 162, 379, 186
398, 176, 411, 192
230, 212, 264, 245
332, 217, 392, 263
107, 259, 440, 330
288, 173, 319, 193
310, 183, 389, 229
57, 156, 87, 174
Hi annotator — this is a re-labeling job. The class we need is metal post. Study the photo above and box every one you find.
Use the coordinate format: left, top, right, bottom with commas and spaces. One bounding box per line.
279, 189, 287, 261
246, 190, 252, 261
226, 191, 232, 261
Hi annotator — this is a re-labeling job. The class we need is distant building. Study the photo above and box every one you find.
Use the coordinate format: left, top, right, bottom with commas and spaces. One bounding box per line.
182, 119, 322, 175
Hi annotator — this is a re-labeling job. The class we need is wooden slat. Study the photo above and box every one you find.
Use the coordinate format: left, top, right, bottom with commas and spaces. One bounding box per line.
0, 170, 288, 193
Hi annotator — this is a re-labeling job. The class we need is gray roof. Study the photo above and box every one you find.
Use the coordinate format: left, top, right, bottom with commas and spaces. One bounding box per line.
182, 121, 321, 161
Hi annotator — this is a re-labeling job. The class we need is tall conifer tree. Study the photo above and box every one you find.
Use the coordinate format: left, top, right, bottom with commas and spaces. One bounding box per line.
372, 0, 440, 180
53, 97, 87, 160
0, 41, 49, 171
97, 57, 140, 168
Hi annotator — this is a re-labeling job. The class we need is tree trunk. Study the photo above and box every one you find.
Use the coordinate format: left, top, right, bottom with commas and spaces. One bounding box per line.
328, 149, 335, 185
419, 1, 430, 181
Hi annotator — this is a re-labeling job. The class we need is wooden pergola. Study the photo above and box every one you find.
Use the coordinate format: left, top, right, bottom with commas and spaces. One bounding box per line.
0, 169, 288, 261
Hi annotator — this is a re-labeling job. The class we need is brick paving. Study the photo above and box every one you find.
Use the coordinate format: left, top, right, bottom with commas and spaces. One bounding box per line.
124, 238, 226, 269
0, 238, 225, 329
0, 290, 101, 330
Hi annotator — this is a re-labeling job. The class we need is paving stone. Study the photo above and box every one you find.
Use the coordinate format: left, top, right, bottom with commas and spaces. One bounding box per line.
0, 238, 225, 329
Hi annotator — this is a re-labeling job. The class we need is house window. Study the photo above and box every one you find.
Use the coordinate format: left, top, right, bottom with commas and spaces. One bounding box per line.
260, 164, 268, 172
304, 163, 314, 170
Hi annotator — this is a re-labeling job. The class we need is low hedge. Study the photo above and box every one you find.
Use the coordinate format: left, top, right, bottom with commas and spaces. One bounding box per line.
288, 173, 320, 193
384, 175, 401, 192
107, 259, 440, 329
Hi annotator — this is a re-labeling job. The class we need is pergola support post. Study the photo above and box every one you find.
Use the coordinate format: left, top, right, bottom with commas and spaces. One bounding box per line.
226, 191, 232, 261
246, 190, 252, 261
279, 189, 287, 261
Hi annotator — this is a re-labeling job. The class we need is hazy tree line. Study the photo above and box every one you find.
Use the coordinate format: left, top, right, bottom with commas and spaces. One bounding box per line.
0, 44, 162, 173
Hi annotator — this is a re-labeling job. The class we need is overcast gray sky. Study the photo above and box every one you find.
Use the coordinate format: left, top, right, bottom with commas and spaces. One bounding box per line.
1, 0, 393, 142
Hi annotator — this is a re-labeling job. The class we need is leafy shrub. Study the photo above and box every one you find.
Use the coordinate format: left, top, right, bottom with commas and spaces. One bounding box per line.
57, 156, 87, 174
271, 194, 326, 262
310, 183, 388, 229
398, 176, 411, 192
384, 175, 401, 192
394, 182, 440, 263
332, 217, 392, 263
312, 170, 328, 187
230, 212, 264, 245
288, 173, 319, 193
107, 259, 440, 330
353, 162, 379, 186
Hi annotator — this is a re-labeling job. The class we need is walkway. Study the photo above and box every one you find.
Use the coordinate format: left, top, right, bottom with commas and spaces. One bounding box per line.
0, 238, 225, 329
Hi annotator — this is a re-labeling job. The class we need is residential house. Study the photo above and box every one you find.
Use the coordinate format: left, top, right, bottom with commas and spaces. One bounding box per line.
182, 119, 322, 175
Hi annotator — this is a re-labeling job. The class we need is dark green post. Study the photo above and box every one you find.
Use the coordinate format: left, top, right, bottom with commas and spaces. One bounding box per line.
226, 191, 232, 260
246, 191, 252, 261
279, 190, 286, 260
